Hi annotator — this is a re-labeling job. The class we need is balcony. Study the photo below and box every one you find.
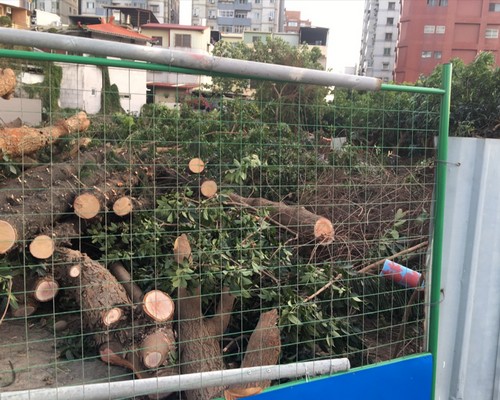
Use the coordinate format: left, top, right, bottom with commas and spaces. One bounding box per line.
218, 1, 251, 11
217, 16, 251, 26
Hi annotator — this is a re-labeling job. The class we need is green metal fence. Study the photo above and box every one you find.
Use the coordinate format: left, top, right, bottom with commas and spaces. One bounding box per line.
0, 42, 450, 399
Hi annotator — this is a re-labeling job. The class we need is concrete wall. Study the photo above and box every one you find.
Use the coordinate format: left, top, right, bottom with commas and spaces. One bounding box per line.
0, 98, 42, 126
57, 63, 102, 114
108, 66, 147, 114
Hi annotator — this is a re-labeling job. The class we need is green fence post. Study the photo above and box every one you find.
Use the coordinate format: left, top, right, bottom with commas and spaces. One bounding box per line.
430, 62, 452, 399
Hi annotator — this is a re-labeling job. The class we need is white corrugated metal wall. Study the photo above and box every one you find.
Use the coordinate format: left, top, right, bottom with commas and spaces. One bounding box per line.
436, 137, 500, 400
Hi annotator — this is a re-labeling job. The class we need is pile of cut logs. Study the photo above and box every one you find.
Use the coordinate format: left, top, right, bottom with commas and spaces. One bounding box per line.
0, 69, 335, 399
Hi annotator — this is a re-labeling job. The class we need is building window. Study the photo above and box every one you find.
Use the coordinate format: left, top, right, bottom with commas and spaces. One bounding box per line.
486, 28, 499, 38
424, 25, 435, 33
252, 36, 261, 43
489, 3, 500, 11
427, 0, 436, 5
439, 0, 448, 5
208, 10, 216, 18
434, 51, 442, 59
385, 32, 393, 40
220, 25, 233, 33
387, 17, 394, 25
382, 62, 389, 70
219, 10, 235, 17
238, 0, 248, 3
255, 0, 261, 3
421, 51, 432, 58
383, 47, 391, 55
436, 25, 446, 34
87, 2, 95, 8
174, 34, 191, 48
288, 21, 298, 27
193, 7, 199, 16
152, 36, 163, 46
235, 12, 246, 18
388, 2, 396, 10
150, 4, 159, 13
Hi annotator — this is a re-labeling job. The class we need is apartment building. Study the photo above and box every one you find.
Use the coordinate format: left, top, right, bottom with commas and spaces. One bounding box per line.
79, 0, 179, 25
191, 0, 284, 33
358, 0, 400, 82
283, 9, 311, 33
395, 0, 500, 83
0, 0, 31, 28
34, 0, 77, 24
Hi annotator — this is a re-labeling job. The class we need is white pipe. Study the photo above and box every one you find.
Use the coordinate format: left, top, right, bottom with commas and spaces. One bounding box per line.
0, 28, 381, 91
0, 358, 350, 400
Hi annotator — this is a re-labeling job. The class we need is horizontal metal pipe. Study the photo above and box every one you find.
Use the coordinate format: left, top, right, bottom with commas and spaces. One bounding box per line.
381, 83, 445, 95
0, 28, 381, 90
0, 358, 350, 400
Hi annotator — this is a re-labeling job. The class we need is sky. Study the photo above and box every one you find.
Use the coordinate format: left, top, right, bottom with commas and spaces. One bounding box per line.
179, 0, 365, 72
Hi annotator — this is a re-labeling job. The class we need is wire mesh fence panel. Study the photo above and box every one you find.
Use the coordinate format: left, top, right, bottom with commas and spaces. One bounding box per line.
0, 52, 445, 399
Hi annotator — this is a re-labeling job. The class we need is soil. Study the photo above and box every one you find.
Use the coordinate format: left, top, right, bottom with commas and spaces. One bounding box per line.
0, 319, 130, 393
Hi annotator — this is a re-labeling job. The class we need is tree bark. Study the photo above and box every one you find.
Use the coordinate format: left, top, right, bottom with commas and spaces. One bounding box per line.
174, 234, 236, 400
226, 193, 335, 245
0, 112, 90, 157
108, 261, 143, 305
0, 68, 16, 100
229, 309, 280, 390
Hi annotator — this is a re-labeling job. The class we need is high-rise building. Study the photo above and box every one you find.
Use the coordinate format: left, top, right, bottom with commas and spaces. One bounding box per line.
395, 0, 500, 83
358, 0, 400, 82
191, 0, 284, 33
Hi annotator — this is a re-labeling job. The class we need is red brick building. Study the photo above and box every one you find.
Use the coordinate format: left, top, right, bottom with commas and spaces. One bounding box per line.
395, 0, 500, 83
283, 10, 311, 33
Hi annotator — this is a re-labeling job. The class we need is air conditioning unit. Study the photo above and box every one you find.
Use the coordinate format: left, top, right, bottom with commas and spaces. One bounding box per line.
6, 7, 12, 14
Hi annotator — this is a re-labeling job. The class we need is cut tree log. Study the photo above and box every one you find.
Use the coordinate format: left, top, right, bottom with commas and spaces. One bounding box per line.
113, 196, 133, 217
229, 309, 280, 391
188, 158, 205, 174
102, 307, 124, 327
0, 149, 141, 254
0, 111, 90, 157
108, 261, 143, 305
74, 192, 101, 219
200, 180, 218, 198
10, 298, 37, 318
57, 249, 176, 374
142, 290, 175, 323
9, 274, 58, 317
56, 248, 132, 346
29, 234, 55, 259
140, 330, 175, 369
174, 234, 236, 400
0, 68, 16, 100
0, 219, 16, 254
32, 277, 59, 302
227, 193, 335, 245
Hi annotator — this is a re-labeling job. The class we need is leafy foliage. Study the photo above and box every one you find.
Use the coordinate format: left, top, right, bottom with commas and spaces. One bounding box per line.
88, 188, 359, 361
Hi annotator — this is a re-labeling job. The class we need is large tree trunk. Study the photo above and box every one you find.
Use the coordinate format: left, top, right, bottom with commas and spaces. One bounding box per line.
226, 194, 334, 245
229, 309, 280, 391
174, 234, 236, 400
0, 112, 90, 157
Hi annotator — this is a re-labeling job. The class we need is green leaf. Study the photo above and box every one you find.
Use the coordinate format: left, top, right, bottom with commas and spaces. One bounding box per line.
288, 314, 302, 325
